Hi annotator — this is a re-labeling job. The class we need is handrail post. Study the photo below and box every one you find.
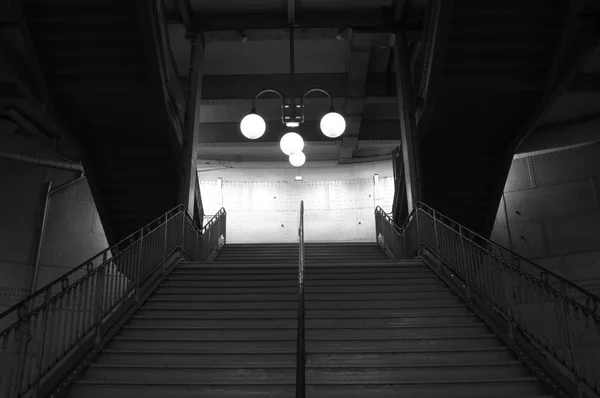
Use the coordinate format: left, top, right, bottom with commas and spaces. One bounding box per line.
181, 210, 186, 256
415, 207, 421, 256
32, 289, 52, 396
432, 209, 440, 257
162, 213, 169, 275
296, 200, 305, 398
93, 265, 106, 344
135, 229, 145, 302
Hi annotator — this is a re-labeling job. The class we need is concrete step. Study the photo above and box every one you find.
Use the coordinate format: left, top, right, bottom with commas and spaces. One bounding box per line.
106, 337, 296, 352
161, 280, 298, 287
95, 350, 295, 366
305, 277, 441, 286
68, 382, 295, 398
129, 316, 297, 328
82, 365, 295, 383
172, 267, 297, 275
167, 274, 298, 281
135, 308, 297, 318
306, 362, 529, 382
305, 283, 446, 293
151, 286, 298, 294
305, 324, 490, 339
304, 271, 436, 280
306, 314, 480, 328
305, 297, 464, 309
304, 378, 544, 397
305, 261, 421, 269
305, 335, 501, 352
304, 290, 456, 300
306, 347, 517, 366
305, 306, 471, 317
143, 299, 298, 310
150, 291, 299, 301
119, 326, 297, 340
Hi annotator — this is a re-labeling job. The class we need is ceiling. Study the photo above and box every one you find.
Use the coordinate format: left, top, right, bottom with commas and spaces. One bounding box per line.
161, 0, 429, 165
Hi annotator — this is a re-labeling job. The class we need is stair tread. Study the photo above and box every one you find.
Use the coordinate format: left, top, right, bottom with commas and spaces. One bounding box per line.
103, 346, 511, 354
88, 360, 522, 369
74, 377, 537, 385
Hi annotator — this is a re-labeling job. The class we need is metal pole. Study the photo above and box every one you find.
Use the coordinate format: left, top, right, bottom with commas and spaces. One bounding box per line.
31, 182, 52, 295
179, 31, 205, 215
393, 27, 422, 211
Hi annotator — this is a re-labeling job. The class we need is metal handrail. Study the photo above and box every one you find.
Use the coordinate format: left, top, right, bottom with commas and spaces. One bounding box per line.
395, 202, 600, 305
296, 200, 305, 398
0, 204, 227, 398
375, 202, 600, 397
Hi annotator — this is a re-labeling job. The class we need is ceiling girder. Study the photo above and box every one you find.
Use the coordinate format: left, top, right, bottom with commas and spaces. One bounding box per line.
183, 11, 389, 31
339, 32, 373, 162
198, 73, 391, 100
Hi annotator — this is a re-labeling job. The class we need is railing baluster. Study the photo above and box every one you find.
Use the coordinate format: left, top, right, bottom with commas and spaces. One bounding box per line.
374, 202, 600, 396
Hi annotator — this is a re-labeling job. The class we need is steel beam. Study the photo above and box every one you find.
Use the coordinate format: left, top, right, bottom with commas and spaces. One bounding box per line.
394, 28, 422, 212
339, 32, 372, 161
179, 32, 204, 215
197, 73, 390, 100
184, 11, 387, 31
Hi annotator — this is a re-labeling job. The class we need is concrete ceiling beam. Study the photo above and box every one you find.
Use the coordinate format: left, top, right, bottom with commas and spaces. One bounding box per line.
339, 32, 373, 163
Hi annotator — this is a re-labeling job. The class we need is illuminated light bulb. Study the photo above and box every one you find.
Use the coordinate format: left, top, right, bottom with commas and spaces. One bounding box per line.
289, 152, 306, 167
320, 112, 346, 138
280, 132, 304, 155
240, 113, 266, 139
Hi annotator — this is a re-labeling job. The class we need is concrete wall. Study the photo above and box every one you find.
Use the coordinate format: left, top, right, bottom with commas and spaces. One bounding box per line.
491, 143, 600, 294
198, 161, 394, 243
0, 131, 108, 314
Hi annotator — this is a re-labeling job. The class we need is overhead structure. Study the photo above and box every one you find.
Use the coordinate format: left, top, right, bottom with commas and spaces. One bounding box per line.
239, 27, 347, 166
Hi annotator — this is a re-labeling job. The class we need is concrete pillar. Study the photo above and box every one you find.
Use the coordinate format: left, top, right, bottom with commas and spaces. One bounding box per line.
179, 32, 204, 215
393, 28, 422, 212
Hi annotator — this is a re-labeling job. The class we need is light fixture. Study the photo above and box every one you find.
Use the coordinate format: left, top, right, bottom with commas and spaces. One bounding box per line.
320, 111, 347, 138
295, 176, 303, 181
280, 132, 304, 155
239, 26, 346, 164
240, 111, 266, 140
289, 152, 306, 167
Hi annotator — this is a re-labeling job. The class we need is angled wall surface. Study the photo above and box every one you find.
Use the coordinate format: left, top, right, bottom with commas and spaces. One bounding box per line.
198, 161, 394, 243
491, 143, 600, 295
0, 131, 108, 316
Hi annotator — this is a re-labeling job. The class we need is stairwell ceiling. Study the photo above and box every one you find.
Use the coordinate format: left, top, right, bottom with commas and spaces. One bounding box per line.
164, 0, 428, 164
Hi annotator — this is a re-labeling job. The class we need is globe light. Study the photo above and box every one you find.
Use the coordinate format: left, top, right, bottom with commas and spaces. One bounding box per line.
320, 112, 346, 138
240, 113, 266, 140
279, 132, 304, 155
289, 152, 306, 167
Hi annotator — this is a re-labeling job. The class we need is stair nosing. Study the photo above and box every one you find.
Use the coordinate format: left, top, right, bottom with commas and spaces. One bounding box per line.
86, 360, 522, 370
101, 346, 512, 355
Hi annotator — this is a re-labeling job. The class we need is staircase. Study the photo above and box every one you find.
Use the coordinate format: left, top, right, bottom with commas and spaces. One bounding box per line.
304, 258, 554, 397
68, 259, 298, 397
67, 242, 555, 397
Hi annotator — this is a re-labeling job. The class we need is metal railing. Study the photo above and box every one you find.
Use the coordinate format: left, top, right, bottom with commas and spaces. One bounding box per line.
375, 202, 600, 397
0, 205, 226, 398
296, 200, 305, 398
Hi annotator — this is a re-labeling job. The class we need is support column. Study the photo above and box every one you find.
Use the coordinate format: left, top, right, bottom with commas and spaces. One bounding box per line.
179, 32, 205, 215
393, 28, 423, 212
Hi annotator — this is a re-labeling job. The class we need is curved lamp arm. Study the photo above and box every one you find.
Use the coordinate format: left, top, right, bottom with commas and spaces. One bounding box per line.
252, 89, 285, 110
300, 88, 334, 111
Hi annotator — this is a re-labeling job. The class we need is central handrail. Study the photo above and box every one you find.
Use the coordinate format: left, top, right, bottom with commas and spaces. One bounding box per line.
375, 202, 600, 398
296, 200, 305, 398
